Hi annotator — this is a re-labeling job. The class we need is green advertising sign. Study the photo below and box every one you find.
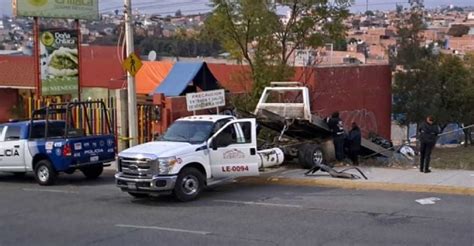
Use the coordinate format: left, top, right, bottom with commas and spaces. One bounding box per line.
39, 29, 79, 96
13, 0, 99, 20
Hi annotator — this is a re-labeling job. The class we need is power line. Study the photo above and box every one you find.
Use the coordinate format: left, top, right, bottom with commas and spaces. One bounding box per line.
100, 1, 210, 13
141, 8, 212, 16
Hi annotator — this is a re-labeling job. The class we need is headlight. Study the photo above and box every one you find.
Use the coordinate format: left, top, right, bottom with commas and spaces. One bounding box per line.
157, 157, 178, 175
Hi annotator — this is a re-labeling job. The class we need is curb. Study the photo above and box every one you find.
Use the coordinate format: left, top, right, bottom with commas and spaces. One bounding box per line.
236, 176, 474, 196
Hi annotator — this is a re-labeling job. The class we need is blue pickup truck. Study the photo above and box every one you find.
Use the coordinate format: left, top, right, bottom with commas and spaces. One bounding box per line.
0, 101, 116, 185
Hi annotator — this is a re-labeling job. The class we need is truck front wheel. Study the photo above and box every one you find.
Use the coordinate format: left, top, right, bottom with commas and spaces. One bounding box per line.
173, 167, 204, 202
81, 165, 104, 179
34, 160, 57, 186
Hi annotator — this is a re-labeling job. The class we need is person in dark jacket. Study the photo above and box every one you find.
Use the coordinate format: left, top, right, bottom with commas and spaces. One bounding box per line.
327, 112, 345, 162
418, 116, 441, 173
347, 122, 362, 166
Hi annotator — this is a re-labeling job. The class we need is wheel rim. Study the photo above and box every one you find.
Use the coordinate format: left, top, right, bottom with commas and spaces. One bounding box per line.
182, 175, 199, 195
312, 150, 324, 165
38, 165, 49, 182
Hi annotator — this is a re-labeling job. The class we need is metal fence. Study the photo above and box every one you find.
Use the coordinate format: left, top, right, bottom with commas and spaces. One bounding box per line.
25, 97, 154, 144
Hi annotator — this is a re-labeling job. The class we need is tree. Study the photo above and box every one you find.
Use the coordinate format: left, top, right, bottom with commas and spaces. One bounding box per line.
351, 19, 360, 29
396, 4, 403, 15
175, 9, 182, 18
390, 0, 429, 70
333, 38, 347, 51
447, 24, 469, 37
393, 54, 472, 128
460, 54, 474, 146
392, 0, 472, 131
205, 0, 350, 103
364, 10, 374, 16
138, 33, 223, 58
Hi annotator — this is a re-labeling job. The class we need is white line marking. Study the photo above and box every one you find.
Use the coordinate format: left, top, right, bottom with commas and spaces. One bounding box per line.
415, 197, 441, 205
214, 199, 302, 208
115, 224, 211, 235
22, 188, 79, 194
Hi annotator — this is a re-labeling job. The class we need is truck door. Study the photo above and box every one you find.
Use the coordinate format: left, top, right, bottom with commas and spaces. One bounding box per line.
0, 125, 26, 171
208, 119, 259, 178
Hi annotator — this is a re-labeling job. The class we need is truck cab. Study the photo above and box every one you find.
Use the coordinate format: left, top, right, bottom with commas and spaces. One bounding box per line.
115, 115, 269, 201
0, 101, 116, 185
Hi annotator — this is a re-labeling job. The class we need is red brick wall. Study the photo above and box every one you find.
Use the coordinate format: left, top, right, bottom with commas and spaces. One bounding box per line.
154, 64, 392, 139
153, 93, 244, 134
153, 94, 217, 134
305, 65, 392, 139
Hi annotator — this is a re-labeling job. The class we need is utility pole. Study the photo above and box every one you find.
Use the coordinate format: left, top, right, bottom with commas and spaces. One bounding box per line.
124, 0, 138, 147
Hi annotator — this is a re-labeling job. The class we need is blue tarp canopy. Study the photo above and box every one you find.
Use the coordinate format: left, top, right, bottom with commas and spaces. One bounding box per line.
153, 62, 220, 96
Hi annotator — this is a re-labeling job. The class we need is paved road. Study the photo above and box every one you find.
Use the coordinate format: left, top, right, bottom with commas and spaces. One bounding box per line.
0, 170, 472, 246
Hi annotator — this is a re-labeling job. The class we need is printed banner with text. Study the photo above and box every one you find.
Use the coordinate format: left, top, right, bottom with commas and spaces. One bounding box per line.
13, 0, 99, 20
39, 29, 79, 96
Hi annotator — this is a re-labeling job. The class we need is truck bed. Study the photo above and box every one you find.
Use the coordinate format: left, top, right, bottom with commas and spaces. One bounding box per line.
246, 109, 393, 158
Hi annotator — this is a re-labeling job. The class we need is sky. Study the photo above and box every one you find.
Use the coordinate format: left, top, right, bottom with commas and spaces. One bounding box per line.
0, 0, 472, 16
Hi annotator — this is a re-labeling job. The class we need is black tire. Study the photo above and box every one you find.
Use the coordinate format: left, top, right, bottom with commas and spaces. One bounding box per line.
128, 192, 149, 198
298, 145, 310, 168
305, 145, 325, 169
173, 167, 204, 202
34, 159, 57, 186
298, 144, 325, 169
81, 165, 103, 179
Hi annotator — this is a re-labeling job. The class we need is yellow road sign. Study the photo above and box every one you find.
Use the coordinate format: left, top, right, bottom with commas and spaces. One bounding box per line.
122, 53, 143, 77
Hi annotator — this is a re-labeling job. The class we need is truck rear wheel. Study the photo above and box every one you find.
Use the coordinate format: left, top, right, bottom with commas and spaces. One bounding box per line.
298, 144, 325, 169
81, 165, 103, 179
34, 160, 57, 186
173, 167, 204, 202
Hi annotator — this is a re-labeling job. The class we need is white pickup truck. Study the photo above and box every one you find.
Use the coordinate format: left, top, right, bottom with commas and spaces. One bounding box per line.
115, 115, 283, 201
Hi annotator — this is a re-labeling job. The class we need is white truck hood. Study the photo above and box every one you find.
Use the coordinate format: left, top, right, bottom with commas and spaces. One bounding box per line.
119, 141, 202, 160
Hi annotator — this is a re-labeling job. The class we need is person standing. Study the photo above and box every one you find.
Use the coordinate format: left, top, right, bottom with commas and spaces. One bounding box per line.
418, 116, 441, 173
347, 122, 362, 166
327, 112, 346, 163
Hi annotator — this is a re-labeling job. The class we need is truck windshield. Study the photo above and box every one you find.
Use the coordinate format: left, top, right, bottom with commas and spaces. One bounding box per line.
160, 121, 214, 144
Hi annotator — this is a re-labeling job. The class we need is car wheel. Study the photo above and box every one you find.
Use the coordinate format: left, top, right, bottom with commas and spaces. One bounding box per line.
173, 167, 204, 202
34, 160, 57, 186
81, 164, 104, 179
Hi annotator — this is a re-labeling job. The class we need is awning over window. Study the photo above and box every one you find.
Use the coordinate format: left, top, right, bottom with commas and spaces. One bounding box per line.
153, 62, 220, 96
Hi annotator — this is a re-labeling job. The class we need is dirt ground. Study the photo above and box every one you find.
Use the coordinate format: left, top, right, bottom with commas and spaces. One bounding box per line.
430, 145, 474, 170
359, 145, 474, 170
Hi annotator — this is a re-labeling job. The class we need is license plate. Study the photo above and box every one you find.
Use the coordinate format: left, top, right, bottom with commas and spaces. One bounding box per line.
127, 182, 137, 190
90, 156, 99, 162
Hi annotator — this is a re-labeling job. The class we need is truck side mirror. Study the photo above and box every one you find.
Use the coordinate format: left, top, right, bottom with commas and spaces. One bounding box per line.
209, 139, 218, 150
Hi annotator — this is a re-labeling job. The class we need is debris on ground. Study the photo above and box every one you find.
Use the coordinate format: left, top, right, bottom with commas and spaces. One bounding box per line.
304, 163, 368, 180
